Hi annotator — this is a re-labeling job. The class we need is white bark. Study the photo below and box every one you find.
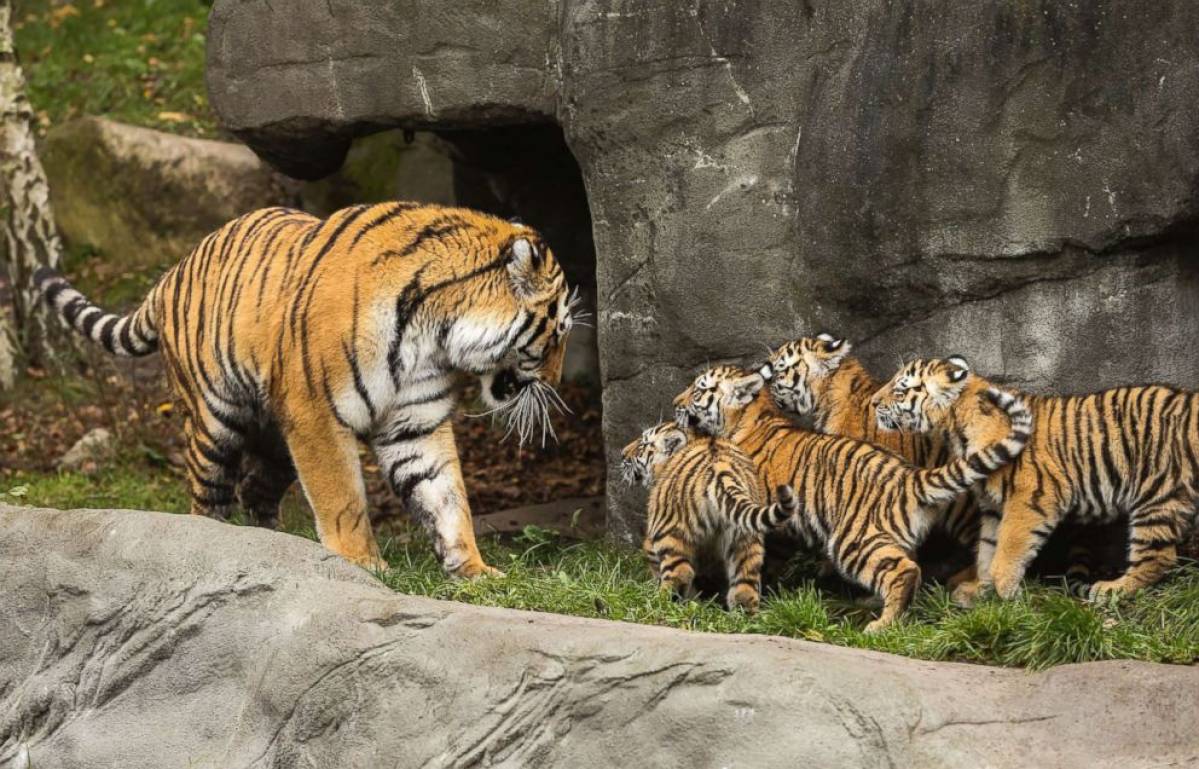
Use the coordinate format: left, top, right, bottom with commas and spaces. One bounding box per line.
0, 0, 69, 383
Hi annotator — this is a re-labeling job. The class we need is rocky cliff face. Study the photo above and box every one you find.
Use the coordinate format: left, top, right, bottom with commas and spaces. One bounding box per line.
3, 505, 1198, 768
207, 1, 1199, 539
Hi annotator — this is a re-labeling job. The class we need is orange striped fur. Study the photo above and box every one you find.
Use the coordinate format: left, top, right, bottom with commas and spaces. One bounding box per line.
761, 335, 981, 592
674, 365, 1030, 631
621, 422, 798, 613
873, 357, 1199, 602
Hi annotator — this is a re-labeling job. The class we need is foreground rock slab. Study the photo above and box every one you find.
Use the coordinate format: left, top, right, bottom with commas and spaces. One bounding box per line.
1, 505, 1196, 768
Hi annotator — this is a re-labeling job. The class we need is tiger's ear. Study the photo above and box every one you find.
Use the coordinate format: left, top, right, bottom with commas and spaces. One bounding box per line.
726, 374, 764, 406
812, 333, 851, 372
661, 428, 688, 457
506, 237, 543, 296
946, 355, 970, 383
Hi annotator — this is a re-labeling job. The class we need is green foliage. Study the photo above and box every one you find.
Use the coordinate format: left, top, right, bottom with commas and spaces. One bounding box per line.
13, 0, 215, 136
5, 454, 190, 512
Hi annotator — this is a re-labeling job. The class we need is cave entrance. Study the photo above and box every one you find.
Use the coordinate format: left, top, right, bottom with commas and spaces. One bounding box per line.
312, 125, 604, 529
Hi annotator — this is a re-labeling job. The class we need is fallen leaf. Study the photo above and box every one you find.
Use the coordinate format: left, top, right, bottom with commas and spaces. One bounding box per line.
157, 111, 192, 123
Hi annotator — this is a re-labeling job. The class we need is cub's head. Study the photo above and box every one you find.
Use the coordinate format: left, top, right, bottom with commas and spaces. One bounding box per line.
871, 356, 971, 434
759, 333, 851, 416
464, 225, 582, 444
673, 365, 765, 437
620, 422, 689, 488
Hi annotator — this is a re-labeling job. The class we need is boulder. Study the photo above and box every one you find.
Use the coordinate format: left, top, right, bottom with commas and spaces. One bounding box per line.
2, 504, 1197, 768
54, 427, 113, 472
206, 1, 1199, 540
41, 118, 293, 269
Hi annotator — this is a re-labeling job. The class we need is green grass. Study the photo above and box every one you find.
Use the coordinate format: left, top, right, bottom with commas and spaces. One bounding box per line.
6, 465, 1197, 669
13, 0, 214, 136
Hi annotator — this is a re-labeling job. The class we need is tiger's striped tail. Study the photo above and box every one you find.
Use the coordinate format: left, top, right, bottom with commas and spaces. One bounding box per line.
716, 476, 800, 533
914, 387, 1032, 506
33, 267, 159, 357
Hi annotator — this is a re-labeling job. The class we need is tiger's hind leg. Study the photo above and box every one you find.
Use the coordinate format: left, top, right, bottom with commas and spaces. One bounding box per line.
952, 510, 999, 608
720, 529, 765, 613
181, 407, 244, 522
1089, 497, 1190, 600
943, 497, 981, 592
236, 421, 296, 529
236, 450, 296, 530
856, 543, 922, 634
284, 411, 385, 572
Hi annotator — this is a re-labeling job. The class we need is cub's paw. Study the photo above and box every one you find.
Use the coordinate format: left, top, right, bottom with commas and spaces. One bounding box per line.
727, 585, 761, 615
950, 579, 985, 608
452, 560, 506, 580
991, 570, 1024, 601
863, 618, 891, 635
1086, 579, 1130, 603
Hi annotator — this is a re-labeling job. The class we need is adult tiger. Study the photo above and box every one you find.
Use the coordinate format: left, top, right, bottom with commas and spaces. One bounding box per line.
873, 356, 1199, 602
35, 203, 578, 576
673, 365, 1030, 631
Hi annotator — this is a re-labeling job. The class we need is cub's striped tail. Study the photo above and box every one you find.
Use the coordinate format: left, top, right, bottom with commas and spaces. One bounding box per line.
914, 387, 1032, 506
34, 267, 158, 357
716, 476, 800, 533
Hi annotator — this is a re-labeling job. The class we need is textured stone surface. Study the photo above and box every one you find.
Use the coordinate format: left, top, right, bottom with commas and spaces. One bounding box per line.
2, 504, 1197, 768
41, 118, 292, 267
207, 1, 1199, 540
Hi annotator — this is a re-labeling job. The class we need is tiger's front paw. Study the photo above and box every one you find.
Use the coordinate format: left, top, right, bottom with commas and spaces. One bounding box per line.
1086, 578, 1131, 603
863, 617, 891, 634
991, 568, 1025, 600
950, 579, 986, 608
726, 585, 760, 614
452, 559, 505, 580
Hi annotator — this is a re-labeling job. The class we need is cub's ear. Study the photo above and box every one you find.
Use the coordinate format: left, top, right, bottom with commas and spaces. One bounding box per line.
727, 374, 765, 406
506, 237, 543, 294
946, 355, 970, 383
812, 333, 851, 371
661, 428, 688, 457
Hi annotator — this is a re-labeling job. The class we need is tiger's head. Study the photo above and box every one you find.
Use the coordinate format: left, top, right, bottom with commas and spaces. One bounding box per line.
673, 365, 766, 437
758, 333, 852, 416
620, 422, 689, 488
871, 356, 972, 434
455, 225, 581, 444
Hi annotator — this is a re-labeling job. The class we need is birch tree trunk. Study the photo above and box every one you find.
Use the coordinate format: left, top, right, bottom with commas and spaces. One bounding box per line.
0, 0, 70, 386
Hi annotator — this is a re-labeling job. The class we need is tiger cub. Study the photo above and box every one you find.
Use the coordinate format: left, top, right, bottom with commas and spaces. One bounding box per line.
36, 204, 578, 577
873, 356, 1199, 602
760, 334, 981, 591
621, 422, 799, 613
674, 365, 1031, 631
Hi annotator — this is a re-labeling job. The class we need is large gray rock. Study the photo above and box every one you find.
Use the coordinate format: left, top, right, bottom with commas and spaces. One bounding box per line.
207, 1, 1199, 540
41, 118, 293, 268
2, 504, 1197, 768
